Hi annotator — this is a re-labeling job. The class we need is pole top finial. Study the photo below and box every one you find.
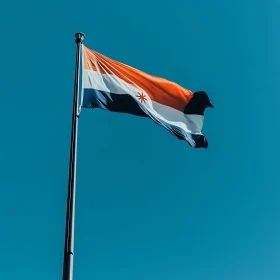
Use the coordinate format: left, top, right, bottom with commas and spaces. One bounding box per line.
75, 32, 85, 43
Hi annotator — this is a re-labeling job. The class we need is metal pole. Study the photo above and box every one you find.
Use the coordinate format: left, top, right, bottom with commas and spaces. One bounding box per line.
63, 32, 85, 280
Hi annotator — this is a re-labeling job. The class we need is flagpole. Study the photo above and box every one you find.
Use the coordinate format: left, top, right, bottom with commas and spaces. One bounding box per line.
62, 32, 85, 280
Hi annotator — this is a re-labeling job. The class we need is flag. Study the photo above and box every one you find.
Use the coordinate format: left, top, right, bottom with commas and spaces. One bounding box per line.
82, 45, 213, 148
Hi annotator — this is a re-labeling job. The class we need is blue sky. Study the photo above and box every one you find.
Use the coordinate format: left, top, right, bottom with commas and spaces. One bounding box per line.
1, 0, 279, 279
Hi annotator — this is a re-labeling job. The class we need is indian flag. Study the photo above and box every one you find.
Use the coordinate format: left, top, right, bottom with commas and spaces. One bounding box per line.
82, 45, 213, 148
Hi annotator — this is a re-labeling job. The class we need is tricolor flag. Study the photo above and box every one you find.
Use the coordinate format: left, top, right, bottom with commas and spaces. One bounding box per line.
82, 45, 213, 148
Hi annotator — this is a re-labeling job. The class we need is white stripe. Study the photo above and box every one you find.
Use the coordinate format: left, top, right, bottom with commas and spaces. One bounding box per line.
83, 68, 141, 96
83, 69, 204, 135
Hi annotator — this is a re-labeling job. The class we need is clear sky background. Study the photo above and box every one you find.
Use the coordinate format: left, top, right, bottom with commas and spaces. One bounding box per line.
1, 0, 279, 279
